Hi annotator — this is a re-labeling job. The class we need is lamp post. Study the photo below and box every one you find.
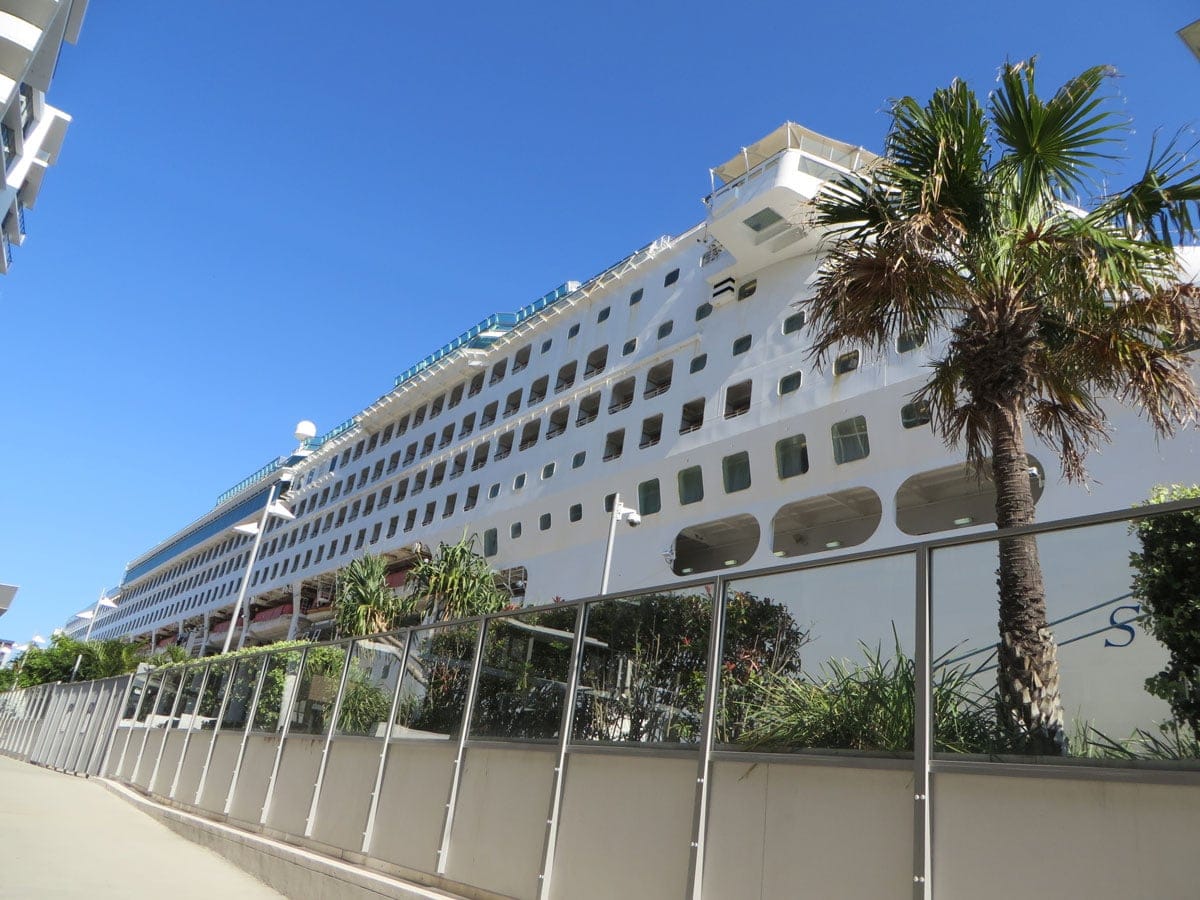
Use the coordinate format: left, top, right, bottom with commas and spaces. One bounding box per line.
222, 473, 296, 655
599, 493, 641, 596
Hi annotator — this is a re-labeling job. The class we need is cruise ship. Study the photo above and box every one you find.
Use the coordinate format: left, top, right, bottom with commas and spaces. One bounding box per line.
68, 122, 1200, 653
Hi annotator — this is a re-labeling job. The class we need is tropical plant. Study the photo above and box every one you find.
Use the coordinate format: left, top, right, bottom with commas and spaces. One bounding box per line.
334, 552, 403, 638
402, 534, 510, 623
740, 633, 1007, 755
1130, 484, 1200, 741
808, 60, 1200, 753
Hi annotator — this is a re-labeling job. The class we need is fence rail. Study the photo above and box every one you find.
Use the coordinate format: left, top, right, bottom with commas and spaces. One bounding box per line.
5, 499, 1200, 900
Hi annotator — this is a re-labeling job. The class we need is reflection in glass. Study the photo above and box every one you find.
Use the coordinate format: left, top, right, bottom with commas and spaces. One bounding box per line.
336, 636, 406, 737
196, 662, 232, 730
149, 670, 182, 728
175, 667, 207, 729
135, 672, 164, 724
717, 556, 915, 754
933, 515, 1200, 762
572, 592, 710, 745
220, 656, 265, 731
289, 645, 348, 736
121, 673, 150, 724
471, 610, 575, 742
251, 650, 305, 733
393, 623, 479, 740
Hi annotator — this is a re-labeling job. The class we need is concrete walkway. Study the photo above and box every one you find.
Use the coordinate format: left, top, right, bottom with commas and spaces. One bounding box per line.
0, 754, 283, 899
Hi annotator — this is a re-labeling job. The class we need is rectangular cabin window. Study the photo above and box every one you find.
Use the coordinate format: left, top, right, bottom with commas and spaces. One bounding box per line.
464, 484, 480, 511
488, 482, 501, 499
629, 288, 643, 305
609, 376, 636, 414
541, 339, 552, 354
481, 401, 498, 427
450, 452, 467, 479
597, 306, 610, 323
576, 393, 600, 426
722, 451, 752, 493
680, 398, 705, 434
430, 394, 445, 418
779, 371, 803, 395
834, 350, 861, 374
421, 434, 435, 457
737, 279, 757, 301
494, 431, 514, 460
504, 388, 523, 418
638, 478, 661, 515
443, 494, 456, 518
568, 323, 580, 339
569, 503, 583, 522
644, 361, 673, 398
413, 471, 427, 494
397, 414, 410, 435
370, 522, 382, 544
439, 424, 455, 448
776, 435, 809, 479
695, 302, 713, 321
460, 412, 476, 438
572, 451, 586, 469
901, 400, 931, 429
371, 459, 385, 480
677, 466, 704, 505
382, 423, 394, 443
483, 528, 498, 556
405, 509, 417, 532
379, 485, 392, 506
832, 415, 870, 463
541, 462, 555, 480
664, 268, 680, 286
584, 346, 609, 378
353, 440, 365, 460
622, 338, 637, 356
510, 521, 522, 539
639, 414, 662, 449
725, 380, 752, 419
732, 334, 752, 356
490, 359, 507, 385
423, 502, 436, 525
519, 420, 540, 451
513, 344, 532, 373
547, 406, 570, 439
528, 375, 548, 406
897, 330, 925, 353
396, 478, 409, 501
556, 361, 578, 393
690, 354, 707, 374
468, 373, 485, 397
367, 433, 379, 453
449, 383, 464, 408
404, 442, 417, 465
413, 406, 426, 427
387, 516, 399, 539
387, 451, 401, 474
430, 462, 446, 488
657, 320, 674, 341
603, 428, 625, 461
539, 512, 552, 531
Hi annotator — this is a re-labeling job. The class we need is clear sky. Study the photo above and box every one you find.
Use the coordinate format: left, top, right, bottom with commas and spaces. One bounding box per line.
0, 1, 1197, 644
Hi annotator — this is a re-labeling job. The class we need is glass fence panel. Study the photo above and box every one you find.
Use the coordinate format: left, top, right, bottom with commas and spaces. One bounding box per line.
289, 644, 349, 736
718, 554, 916, 754
251, 649, 305, 733
175, 666, 207, 729
220, 655, 265, 731
120, 672, 150, 725
932, 509, 1200, 763
571, 589, 713, 746
149, 670, 183, 728
134, 671, 164, 725
393, 622, 479, 740
470, 608, 577, 742
336, 634, 406, 737
196, 661, 232, 730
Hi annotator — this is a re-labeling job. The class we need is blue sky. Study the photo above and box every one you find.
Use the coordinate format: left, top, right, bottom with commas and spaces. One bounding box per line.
1, 1, 1197, 643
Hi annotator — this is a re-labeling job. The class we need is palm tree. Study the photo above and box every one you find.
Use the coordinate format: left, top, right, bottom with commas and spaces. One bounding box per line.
403, 534, 510, 623
334, 552, 402, 638
808, 60, 1200, 753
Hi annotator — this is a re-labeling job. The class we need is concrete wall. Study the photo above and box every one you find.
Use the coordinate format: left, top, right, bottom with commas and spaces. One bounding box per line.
934, 772, 1200, 900
702, 759, 913, 900
264, 735, 323, 836
171, 730, 210, 801
227, 733, 279, 826
445, 745, 556, 900
312, 738, 379, 852
151, 729, 188, 795
550, 751, 696, 900
368, 740, 457, 874
198, 732, 242, 814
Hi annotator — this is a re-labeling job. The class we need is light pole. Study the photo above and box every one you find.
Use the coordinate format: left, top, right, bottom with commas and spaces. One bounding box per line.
222, 472, 296, 655
69, 590, 119, 682
599, 493, 641, 596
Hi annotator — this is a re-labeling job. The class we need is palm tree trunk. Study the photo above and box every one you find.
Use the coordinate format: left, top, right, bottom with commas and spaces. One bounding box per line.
990, 405, 1067, 754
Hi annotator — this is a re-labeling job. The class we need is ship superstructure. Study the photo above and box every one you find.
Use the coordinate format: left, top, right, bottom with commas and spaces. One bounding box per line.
69, 123, 1199, 651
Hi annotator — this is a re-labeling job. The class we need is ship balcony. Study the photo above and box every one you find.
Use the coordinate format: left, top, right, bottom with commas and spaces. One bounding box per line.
248, 603, 295, 642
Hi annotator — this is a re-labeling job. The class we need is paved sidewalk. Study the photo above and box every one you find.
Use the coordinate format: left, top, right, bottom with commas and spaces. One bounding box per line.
0, 754, 283, 899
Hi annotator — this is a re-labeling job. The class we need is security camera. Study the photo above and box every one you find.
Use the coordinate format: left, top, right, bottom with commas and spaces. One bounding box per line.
626, 512, 642, 527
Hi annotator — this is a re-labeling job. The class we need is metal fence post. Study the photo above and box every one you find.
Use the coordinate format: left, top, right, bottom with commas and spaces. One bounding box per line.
195, 663, 238, 805
169, 665, 211, 799
303, 641, 355, 838
913, 545, 933, 900
131, 671, 169, 784
98, 675, 136, 778
63, 681, 98, 772
149, 670, 190, 792
223, 654, 272, 815
31, 684, 67, 764
361, 632, 412, 855
112, 673, 151, 779
260, 647, 308, 825
686, 578, 728, 900
536, 602, 588, 900
435, 620, 489, 875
